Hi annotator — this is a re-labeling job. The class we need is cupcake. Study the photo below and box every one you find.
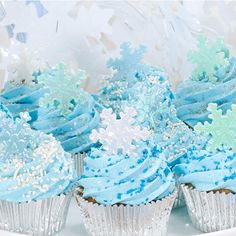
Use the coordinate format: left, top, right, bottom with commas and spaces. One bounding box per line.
173, 103, 236, 232
0, 44, 45, 121
99, 42, 203, 208
76, 106, 176, 236
31, 63, 100, 177
175, 35, 236, 128
0, 104, 76, 235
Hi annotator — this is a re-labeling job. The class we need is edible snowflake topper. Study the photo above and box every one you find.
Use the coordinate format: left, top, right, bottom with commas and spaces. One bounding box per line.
38, 63, 88, 115
107, 42, 147, 85
188, 35, 229, 83
195, 103, 236, 152
90, 107, 151, 157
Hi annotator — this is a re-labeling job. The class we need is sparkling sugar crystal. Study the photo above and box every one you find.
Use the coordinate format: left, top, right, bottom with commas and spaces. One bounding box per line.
90, 107, 151, 157
195, 103, 236, 152
188, 35, 229, 82
38, 63, 88, 115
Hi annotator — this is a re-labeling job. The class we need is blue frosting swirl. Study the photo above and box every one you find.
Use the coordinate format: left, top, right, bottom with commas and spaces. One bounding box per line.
173, 149, 236, 192
175, 58, 236, 127
31, 96, 100, 154
0, 107, 76, 202
0, 83, 44, 121
79, 141, 175, 205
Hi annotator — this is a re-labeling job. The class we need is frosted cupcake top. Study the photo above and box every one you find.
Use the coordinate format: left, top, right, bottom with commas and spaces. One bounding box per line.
99, 42, 173, 114
78, 107, 175, 205
31, 63, 100, 154
0, 105, 75, 202
173, 103, 236, 192
175, 35, 236, 127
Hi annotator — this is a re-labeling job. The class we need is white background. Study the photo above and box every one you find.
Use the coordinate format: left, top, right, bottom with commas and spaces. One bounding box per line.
1, 1, 236, 92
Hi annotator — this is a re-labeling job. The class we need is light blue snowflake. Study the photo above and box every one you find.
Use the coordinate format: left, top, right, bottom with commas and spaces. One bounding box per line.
38, 63, 88, 115
195, 103, 236, 152
0, 108, 40, 162
107, 42, 147, 84
188, 35, 229, 82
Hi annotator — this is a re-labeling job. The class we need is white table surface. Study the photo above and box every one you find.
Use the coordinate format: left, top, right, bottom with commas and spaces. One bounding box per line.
0, 199, 235, 236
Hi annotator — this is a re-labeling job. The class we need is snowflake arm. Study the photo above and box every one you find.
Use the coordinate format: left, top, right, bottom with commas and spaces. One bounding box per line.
188, 35, 229, 82
90, 107, 151, 157
195, 103, 236, 152
38, 63, 88, 115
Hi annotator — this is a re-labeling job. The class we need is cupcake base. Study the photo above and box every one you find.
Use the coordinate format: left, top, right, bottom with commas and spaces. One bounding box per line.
182, 184, 236, 233
73, 153, 86, 178
0, 192, 72, 236
76, 190, 177, 236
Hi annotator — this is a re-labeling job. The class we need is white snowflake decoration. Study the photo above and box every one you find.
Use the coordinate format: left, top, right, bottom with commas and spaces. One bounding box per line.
90, 107, 151, 157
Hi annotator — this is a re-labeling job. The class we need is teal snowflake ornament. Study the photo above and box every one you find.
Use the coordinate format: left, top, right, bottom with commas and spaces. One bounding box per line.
188, 35, 229, 82
38, 63, 88, 115
195, 103, 236, 152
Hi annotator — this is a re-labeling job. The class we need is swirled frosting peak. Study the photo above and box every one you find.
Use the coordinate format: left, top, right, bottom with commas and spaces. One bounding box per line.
32, 63, 100, 154
79, 107, 175, 205
175, 36, 236, 127
173, 149, 236, 193
0, 106, 76, 202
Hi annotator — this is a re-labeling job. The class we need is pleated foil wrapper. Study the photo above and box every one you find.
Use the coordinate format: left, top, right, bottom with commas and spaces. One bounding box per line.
0, 191, 73, 236
173, 184, 185, 209
73, 153, 86, 178
76, 190, 177, 236
182, 184, 236, 233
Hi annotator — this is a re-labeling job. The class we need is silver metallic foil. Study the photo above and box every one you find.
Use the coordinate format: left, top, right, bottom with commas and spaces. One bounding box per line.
0, 192, 72, 235
76, 189, 177, 236
182, 184, 236, 233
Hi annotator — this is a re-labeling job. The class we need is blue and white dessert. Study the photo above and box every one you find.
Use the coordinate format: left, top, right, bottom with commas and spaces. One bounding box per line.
174, 102, 236, 192
31, 63, 100, 154
0, 105, 76, 202
175, 35, 236, 127
78, 107, 175, 205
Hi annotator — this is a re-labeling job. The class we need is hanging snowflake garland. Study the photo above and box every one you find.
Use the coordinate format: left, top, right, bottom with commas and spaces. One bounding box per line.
188, 35, 229, 82
195, 103, 236, 152
90, 107, 151, 157
38, 63, 88, 115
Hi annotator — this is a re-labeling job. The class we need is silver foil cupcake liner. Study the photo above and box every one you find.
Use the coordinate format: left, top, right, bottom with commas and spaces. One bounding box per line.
173, 184, 185, 209
76, 190, 177, 236
73, 153, 86, 178
182, 184, 236, 233
0, 192, 73, 236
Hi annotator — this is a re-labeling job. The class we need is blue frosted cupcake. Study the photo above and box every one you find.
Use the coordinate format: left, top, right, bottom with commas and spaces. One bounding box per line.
175, 35, 236, 128
98, 43, 204, 208
76, 107, 176, 236
0, 105, 76, 235
174, 103, 236, 232
31, 63, 100, 177
0, 45, 45, 121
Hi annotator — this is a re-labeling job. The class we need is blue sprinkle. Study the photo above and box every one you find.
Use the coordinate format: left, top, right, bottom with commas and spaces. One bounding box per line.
117, 193, 122, 200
